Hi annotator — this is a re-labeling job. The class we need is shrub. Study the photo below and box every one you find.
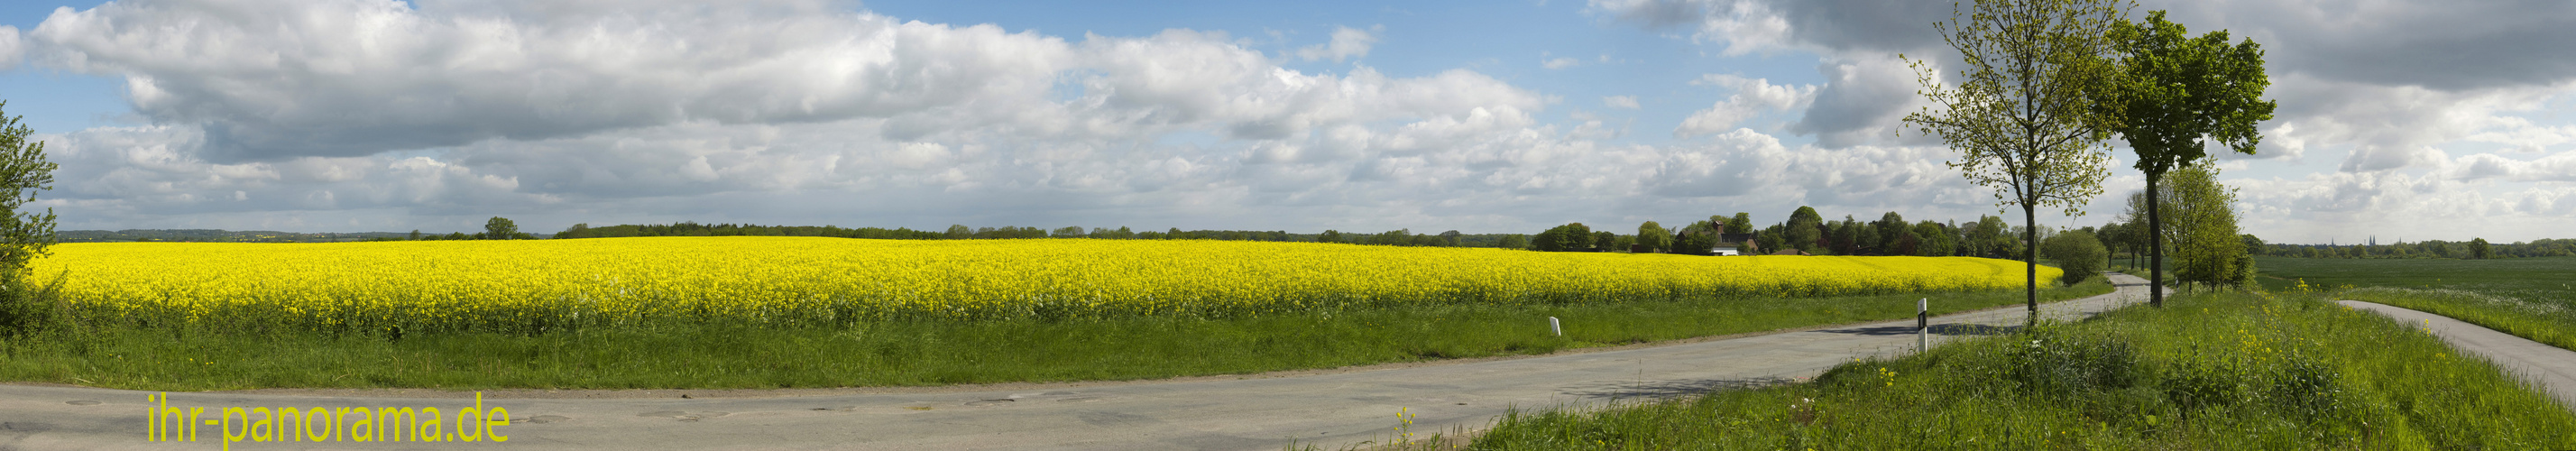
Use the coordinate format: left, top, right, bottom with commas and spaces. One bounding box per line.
2043, 229, 2107, 284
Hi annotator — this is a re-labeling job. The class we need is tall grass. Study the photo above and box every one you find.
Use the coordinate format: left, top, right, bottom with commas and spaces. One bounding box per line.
1461, 290, 2576, 449
2333, 288, 2576, 353
2254, 255, 2576, 352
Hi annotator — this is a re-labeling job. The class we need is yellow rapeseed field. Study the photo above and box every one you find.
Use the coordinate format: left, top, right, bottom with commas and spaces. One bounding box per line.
31, 237, 2059, 334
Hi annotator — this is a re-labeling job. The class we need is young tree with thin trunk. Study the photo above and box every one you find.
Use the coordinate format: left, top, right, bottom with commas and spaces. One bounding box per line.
1902, 0, 2122, 323
2097, 10, 2276, 307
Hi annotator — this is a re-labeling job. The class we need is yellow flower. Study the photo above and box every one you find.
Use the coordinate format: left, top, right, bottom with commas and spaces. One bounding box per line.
32, 237, 2060, 333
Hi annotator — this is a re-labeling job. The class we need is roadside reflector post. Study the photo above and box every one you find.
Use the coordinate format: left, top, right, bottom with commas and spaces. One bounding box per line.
1549, 317, 1562, 336
1918, 298, 1929, 352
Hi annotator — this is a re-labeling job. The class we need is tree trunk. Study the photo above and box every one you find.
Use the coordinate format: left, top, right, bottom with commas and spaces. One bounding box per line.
2023, 204, 2038, 326
2147, 173, 2164, 308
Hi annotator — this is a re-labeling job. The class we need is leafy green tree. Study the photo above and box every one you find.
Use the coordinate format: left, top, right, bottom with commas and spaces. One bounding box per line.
1845, 216, 1881, 255
1439, 230, 1462, 247
1592, 231, 1618, 252
1636, 221, 1670, 253
2094, 221, 2123, 264
2470, 238, 2491, 260
1786, 206, 1824, 253
1913, 221, 1955, 256
409, 229, 424, 240
0, 102, 60, 336
1965, 216, 2010, 258
2099, 10, 2277, 307
2158, 165, 2249, 288
2042, 229, 2107, 285
1317, 230, 1344, 244
1671, 220, 1722, 255
1872, 212, 1909, 254
1727, 213, 1753, 235
944, 225, 971, 239
483, 216, 520, 240
1902, 0, 2124, 320
1496, 234, 1529, 250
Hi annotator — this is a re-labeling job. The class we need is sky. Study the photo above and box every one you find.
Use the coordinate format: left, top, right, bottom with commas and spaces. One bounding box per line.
0, 0, 2571, 244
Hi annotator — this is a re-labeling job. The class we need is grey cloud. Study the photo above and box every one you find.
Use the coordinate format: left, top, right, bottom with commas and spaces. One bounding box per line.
28, 0, 1073, 161
1652, 0, 2576, 91
1787, 56, 1923, 148
1763, 0, 1949, 54
1606, 0, 2576, 168
2140, 0, 2576, 91
36, 125, 550, 219
2446, 151, 2576, 183
23, 0, 1545, 170
1587, 0, 1714, 30
1593, 1, 1948, 148
1642, 129, 1983, 214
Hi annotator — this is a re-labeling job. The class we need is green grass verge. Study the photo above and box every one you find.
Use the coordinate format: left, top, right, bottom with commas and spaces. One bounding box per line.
1460, 290, 2576, 449
2249, 255, 2576, 299
0, 280, 2111, 391
2254, 255, 2576, 353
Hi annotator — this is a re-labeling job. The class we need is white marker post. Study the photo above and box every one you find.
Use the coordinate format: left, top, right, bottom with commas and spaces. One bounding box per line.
1917, 298, 1929, 352
1549, 317, 1562, 336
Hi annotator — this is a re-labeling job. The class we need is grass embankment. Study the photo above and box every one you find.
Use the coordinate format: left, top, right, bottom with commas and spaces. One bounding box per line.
0, 280, 2109, 391
2255, 255, 2576, 352
1461, 290, 2576, 449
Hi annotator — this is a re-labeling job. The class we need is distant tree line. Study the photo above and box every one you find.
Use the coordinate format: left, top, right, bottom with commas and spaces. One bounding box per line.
373, 216, 540, 241
1523, 207, 2048, 260
2253, 238, 2573, 260
550, 221, 942, 240
531, 220, 1532, 248
66, 229, 409, 243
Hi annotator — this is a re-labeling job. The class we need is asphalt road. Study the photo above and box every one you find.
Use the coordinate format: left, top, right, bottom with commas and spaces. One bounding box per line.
2, 274, 2161, 450
2337, 300, 2576, 410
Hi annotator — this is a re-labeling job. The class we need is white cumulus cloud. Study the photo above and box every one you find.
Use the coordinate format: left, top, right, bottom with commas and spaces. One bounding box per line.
1675, 74, 1814, 137
0, 25, 21, 70
1295, 25, 1379, 63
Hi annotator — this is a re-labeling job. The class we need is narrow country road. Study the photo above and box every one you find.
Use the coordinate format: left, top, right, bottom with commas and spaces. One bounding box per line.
4, 274, 2157, 450
2338, 300, 2576, 410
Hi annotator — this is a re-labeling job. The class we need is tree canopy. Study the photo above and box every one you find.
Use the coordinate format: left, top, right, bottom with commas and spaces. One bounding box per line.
1903, 0, 2124, 320
2157, 164, 2251, 288
1636, 221, 1670, 253
0, 101, 60, 337
2098, 9, 2276, 305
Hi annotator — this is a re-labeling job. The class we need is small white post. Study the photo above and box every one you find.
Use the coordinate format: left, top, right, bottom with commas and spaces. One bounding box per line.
1549, 317, 1562, 336
1917, 298, 1929, 352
